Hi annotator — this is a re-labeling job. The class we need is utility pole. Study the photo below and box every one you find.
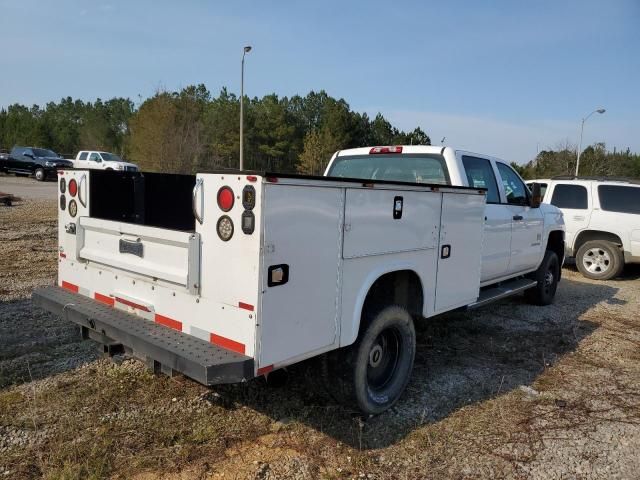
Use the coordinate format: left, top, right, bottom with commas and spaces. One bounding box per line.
239, 45, 252, 170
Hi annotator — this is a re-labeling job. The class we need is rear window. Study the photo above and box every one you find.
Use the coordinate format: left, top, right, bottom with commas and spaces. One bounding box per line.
598, 185, 640, 214
79, 152, 88, 160
326, 154, 450, 185
550, 184, 588, 210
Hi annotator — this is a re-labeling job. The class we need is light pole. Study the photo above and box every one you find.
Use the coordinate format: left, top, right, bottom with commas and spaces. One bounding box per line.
575, 108, 605, 176
240, 45, 252, 171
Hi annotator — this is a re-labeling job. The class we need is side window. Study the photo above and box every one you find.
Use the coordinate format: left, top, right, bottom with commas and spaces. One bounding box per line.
598, 185, 640, 214
89, 152, 101, 162
461, 155, 500, 203
550, 184, 588, 210
79, 152, 88, 160
496, 163, 528, 205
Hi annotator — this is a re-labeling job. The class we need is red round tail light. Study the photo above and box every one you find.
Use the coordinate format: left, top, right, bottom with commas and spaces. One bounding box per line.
68, 179, 78, 197
217, 186, 234, 212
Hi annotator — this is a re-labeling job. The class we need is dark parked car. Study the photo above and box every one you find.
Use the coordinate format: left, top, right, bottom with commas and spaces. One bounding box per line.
3, 146, 74, 181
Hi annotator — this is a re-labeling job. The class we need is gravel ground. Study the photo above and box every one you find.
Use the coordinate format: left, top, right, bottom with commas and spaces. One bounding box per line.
1, 198, 639, 479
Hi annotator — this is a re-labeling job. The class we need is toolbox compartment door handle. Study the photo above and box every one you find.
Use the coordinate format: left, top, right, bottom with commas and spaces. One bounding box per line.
78, 174, 87, 207
193, 178, 204, 225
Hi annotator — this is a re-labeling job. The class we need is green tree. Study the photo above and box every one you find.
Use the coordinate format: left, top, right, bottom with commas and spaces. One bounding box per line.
297, 127, 341, 175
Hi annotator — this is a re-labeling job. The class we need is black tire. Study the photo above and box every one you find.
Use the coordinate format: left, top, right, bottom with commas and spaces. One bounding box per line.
575, 240, 624, 280
324, 305, 416, 415
525, 250, 560, 306
34, 168, 46, 181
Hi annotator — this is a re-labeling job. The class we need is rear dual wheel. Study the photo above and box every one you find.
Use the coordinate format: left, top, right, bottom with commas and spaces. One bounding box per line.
324, 305, 416, 415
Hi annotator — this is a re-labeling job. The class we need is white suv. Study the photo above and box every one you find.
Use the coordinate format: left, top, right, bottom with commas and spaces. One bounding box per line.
528, 177, 640, 280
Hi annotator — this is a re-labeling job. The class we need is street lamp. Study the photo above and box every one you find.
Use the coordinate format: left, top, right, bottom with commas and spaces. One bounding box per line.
240, 45, 252, 171
575, 108, 605, 176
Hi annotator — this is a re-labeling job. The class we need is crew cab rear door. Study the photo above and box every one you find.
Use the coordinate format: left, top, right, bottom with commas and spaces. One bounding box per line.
495, 162, 544, 273
460, 154, 511, 282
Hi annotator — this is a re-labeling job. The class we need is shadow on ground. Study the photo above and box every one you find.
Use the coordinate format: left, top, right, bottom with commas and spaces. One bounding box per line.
208, 277, 619, 449
0, 275, 621, 450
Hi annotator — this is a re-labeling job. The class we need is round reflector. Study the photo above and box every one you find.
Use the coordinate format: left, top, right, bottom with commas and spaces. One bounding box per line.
59, 178, 66, 194
68, 179, 78, 197
68, 199, 78, 218
217, 186, 234, 212
216, 215, 234, 241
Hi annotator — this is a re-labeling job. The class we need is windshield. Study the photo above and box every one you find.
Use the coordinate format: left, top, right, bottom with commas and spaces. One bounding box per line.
326, 154, 450, 185
33, 148, 59, 158
100, 152, 123, 162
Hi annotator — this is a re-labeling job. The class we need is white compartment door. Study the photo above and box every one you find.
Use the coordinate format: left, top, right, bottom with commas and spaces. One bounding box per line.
77, 217, 200, 293
435, 193, 485, 313
343, 189, 441, 258
259, 185, 344, 367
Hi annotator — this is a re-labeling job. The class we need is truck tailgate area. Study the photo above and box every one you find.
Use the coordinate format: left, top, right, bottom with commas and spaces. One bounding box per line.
32, 285, 254, 385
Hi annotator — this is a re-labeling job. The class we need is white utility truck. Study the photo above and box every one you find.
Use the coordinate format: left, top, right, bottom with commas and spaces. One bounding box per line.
72, 150, 138, 171
34, 145, 564, 414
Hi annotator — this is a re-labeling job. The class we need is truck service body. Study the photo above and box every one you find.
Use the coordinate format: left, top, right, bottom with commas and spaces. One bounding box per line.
34, 145, 565, 414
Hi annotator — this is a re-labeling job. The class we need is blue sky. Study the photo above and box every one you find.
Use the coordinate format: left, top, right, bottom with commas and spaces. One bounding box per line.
1, 0, 638, 163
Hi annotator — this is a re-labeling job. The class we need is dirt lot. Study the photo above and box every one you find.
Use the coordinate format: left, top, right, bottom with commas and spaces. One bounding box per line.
0, 174, 57, 201
1, 199, 639, 479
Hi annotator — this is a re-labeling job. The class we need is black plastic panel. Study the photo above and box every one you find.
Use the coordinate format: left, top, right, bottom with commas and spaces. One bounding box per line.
89, 170, 196, 231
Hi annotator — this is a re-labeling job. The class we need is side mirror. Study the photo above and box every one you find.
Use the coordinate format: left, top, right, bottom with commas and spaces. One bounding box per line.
529, 183, 542, 208
24, 153, 34, 159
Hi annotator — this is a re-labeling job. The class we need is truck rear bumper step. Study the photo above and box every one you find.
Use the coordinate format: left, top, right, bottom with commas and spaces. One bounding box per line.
467, 278, 537, 310
32, 286, 254, 385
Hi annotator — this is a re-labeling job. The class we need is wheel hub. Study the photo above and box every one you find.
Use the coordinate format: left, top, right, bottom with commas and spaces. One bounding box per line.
369, 344, 383, 367
366, 328, 401, 392
544, 270, 554, 286
583, 247, 611, 274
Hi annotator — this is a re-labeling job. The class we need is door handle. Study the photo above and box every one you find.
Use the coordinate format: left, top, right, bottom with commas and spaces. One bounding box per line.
192, 178, 204, 224
513, 215, 523, 221
78, 174, 87, 207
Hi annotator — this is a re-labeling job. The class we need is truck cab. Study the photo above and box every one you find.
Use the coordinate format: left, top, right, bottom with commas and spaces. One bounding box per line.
324, 146, 565, 287
73, 151, 138, 172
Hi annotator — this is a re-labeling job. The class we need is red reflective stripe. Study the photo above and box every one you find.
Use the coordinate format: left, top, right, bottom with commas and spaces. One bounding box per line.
61, 281, 79, 293
59, 252, 66, 258
210, 333, 245, 355
238, 302, 254, 312
257, 365, 274, 376
155, 314, 182, 332
94, 292, 114, 307
114, 297, 151, 312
